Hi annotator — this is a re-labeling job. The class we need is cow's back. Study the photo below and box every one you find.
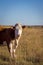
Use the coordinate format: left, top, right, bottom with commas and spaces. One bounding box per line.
0, 28, 15, 45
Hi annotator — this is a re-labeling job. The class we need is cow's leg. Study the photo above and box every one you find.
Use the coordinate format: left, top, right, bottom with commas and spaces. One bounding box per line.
9, 42, 13, 58
12, 39, 17, 57
7, 42, 10, 52
13, 37, 20, 57
0, 41, 3, 45
15, 36, 20, 48
15, 39, 18, 48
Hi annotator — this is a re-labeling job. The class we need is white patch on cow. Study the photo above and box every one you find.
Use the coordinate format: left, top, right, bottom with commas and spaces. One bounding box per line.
9, 42, 13, 58
14, 49, 15, 53
13, 49, 16, 57
15, 39, 18, 48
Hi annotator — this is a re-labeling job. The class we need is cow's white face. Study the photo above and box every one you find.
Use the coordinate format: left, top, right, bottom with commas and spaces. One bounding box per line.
15, 24, 22, 38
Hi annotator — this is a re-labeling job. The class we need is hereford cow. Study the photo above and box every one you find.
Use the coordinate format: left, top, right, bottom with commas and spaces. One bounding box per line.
0, 23, 23, 58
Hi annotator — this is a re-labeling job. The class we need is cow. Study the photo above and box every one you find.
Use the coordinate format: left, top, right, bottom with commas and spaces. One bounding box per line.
0, 23, 23, 58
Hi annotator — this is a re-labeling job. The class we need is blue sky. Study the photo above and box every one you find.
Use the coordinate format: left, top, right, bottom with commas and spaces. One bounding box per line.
0, 0, 43, 25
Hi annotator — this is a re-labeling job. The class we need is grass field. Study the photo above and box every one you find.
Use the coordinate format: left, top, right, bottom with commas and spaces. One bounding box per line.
0, 26, 43, 65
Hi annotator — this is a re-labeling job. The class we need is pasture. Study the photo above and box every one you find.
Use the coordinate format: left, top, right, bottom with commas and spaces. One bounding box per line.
0, 26, 43, 65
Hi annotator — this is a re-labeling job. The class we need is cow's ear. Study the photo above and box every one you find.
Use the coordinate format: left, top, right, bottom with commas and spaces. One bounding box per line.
22, 25, 26, 29
13, 26, 15, 29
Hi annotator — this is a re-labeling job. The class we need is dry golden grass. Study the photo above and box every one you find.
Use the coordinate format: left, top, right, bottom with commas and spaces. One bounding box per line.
0, 26, 43, 65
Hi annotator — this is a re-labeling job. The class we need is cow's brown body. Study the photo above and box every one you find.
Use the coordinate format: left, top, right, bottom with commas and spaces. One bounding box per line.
0, 28, 15, 52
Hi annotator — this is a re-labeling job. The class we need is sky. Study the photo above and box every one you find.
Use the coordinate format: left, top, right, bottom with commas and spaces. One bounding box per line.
0, 0, 43, 25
